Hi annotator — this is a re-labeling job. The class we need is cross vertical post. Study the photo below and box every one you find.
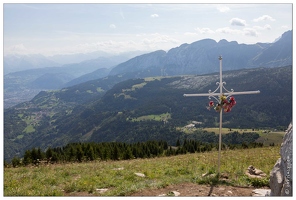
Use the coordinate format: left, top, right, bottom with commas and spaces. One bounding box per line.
183, 55, 260, 176
218, 55, 223, 175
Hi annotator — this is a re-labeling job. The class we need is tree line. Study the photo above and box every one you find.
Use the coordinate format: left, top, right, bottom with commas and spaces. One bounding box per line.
6, 139, 264, 168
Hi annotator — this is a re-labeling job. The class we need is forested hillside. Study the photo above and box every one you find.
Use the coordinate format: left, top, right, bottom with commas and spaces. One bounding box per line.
10, 132, 263, 167
4, 65, 292, 161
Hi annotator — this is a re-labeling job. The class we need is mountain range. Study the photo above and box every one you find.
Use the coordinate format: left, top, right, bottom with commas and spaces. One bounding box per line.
4, 30, 292, 109
109, 30, 292, 77
3, 51, 146, 108
3, 30, 292, 161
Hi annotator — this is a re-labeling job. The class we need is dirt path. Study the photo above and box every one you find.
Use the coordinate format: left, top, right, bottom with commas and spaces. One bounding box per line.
64, 182, 270, 196
130, 182, 268, 196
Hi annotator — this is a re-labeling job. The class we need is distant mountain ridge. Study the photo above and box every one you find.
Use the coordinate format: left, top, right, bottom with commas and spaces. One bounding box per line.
109, 30, 292, 77
3, 30, 292, 108
3, 54, 60, 74
3, 52, 145, 108
4, 50, 148, 74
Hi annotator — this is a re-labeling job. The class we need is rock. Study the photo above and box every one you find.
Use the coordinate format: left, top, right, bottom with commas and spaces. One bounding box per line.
252, 189, 271, 196
171, 191, 180, 196
96, 188, 108, 193
220, 173, 229, 179
269, 159, 284, 195
113, 167, 124, 170
202, 172, 208, 177
270, 123, 293, 196
245, 165, 266, 178
202, 172, 216, 178
135, 173, 145, 177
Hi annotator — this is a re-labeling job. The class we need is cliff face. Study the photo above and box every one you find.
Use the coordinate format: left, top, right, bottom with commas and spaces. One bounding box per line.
269, 123, 293, 196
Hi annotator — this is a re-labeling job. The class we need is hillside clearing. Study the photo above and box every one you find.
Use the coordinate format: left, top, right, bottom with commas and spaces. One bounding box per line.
128, 113, 171, 122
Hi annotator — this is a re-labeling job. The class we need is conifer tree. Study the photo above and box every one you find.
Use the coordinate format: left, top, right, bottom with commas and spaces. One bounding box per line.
46, 147, 53, 160
176, 139, 181, 147
37, 148, 44, 160
69, 146, 76, 161
123, 146, 133, 160
86, 144, 95, 161
31, 148, 38, 162
23, 150, 32, 165
102, 147, 109, 161
76, 145, 84, 162
11, 157, 21, 167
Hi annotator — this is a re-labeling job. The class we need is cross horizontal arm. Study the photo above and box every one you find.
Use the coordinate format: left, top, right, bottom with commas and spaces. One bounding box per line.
183, 90, 260, 97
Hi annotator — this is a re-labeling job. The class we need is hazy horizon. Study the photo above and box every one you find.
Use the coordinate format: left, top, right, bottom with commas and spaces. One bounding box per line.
3, 3, 292, 56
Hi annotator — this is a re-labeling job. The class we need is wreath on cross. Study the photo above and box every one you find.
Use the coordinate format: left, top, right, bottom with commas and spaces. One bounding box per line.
208, 95, 236, 113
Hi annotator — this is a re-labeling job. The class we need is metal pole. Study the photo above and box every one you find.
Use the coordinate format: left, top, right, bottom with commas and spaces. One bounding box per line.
183, 90, 260, 97
218, 108, 222, 175
218, 55, 223, 175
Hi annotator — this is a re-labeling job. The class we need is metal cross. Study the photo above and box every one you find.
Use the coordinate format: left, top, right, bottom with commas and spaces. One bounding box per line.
183, 55, 260, 175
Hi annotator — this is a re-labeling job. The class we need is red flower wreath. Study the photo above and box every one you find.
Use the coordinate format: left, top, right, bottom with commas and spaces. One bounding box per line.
208, 95, 236, 113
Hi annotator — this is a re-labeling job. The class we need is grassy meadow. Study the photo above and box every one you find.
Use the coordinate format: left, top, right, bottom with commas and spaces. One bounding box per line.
202, 128, 285, 146
4, 146, 280, 196
129, 113, 171, 122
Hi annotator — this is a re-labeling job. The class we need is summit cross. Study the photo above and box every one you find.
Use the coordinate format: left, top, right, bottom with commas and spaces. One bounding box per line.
183, 55, 260, 175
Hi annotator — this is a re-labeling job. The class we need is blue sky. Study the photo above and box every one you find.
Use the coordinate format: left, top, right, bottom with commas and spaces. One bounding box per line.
3, 2, 293, 56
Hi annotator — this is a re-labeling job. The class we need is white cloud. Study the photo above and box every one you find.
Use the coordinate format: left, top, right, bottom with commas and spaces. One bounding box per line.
109, 24, 116, 29
184, 32, 198, 36
281, 25, 289, 29
151, 14, 159, 18
216, 27, 242, 35
263, 24, 272, 30
253, 15, 275, 22
229, 18, 247, 26
243, 28, 258, 37
216, 5, 230, 13
216, 27, 258, 37
195, 27, 215, 34
148, 33, 179, 44
57, 33, 180, 54
4, 44, 30, 55
253, 24, 272, 30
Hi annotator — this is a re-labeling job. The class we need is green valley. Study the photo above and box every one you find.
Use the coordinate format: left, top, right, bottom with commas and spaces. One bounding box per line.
4, 66, 292, 162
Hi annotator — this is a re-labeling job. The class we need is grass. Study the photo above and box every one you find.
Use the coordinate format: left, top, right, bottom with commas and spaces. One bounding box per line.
4, 146, 280, 196
256, 131, 285, 146
116, 77, 165, 99
203, 127, 258, 134
203, 127, 285, 145
144, 77, 164, 81
96, 87, 104, 92
129, 113, 171, 122
16, 134, 24, 139
23, 124, 35, 133
179, 127, 285, 146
